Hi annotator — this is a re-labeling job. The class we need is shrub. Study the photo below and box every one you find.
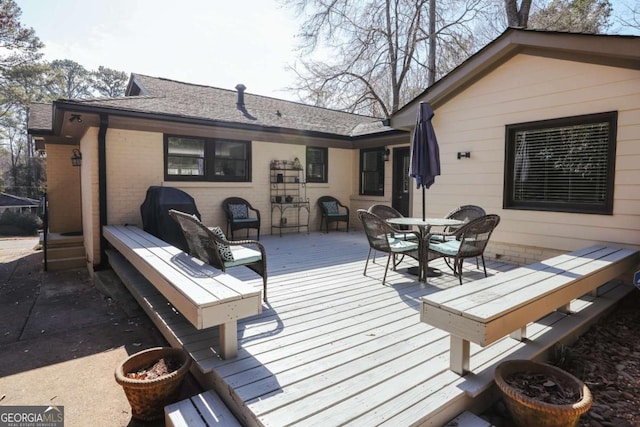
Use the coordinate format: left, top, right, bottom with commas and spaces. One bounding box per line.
0, 211, 43, 236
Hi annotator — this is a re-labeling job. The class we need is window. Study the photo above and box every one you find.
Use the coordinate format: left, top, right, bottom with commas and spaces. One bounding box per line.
360, 148, 385, 196
306, 146, 327, 183
165, 135, 251, 182
504, 112, 617, 214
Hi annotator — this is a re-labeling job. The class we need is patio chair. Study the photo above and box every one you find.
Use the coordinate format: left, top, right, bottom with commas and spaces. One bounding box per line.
357, 209, 421, 285
427, 214, 500, 285
222, 197, 261, 240
318, 196, 349, 233
430, 204, 486, 267
430, 204, 486, 242
368, 204, 418, 265
168, 209, 268, 301
369, 205, 407, 228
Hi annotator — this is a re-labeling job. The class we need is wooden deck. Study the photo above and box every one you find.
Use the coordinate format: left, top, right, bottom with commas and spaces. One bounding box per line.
124, 230, 633, 426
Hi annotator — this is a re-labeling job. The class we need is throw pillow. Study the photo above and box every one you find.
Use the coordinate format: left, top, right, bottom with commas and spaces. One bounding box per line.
229, 203, 249, 219
322, 200, 339, 214
209, 226, 234, 262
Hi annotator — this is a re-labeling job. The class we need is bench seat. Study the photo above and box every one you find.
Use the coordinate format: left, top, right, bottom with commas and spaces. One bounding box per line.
420, 245, 639, 374
103, 225, 262, 358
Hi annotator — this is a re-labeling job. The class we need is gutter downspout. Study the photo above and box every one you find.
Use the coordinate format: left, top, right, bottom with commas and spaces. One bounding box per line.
97, 113, 108, 270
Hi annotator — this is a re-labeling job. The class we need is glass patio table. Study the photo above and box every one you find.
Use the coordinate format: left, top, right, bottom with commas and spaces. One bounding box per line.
386, 217, 464, 281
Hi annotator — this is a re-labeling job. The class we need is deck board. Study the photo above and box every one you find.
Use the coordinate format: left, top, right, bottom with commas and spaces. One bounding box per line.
113, 230, 634, 426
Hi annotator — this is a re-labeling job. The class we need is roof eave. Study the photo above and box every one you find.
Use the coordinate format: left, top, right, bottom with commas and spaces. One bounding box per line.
391, 28, 640, 129
48, 99, 396, 142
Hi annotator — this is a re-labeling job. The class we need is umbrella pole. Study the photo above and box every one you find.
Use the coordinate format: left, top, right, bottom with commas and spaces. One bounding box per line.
422, 186, 425, 221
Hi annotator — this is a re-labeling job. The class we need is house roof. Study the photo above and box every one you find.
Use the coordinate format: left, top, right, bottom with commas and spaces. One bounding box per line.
28, 74, 396, 140
391, 28, 640, 129
27, 103, 53, 133
0, 193, 40, 208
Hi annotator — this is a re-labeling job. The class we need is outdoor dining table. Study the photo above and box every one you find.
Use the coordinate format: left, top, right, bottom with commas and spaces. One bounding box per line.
386, 217, 464, 281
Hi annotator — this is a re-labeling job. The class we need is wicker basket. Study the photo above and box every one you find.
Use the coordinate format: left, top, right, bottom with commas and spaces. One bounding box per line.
494, 359, 592, 427
115, 347, 191, 421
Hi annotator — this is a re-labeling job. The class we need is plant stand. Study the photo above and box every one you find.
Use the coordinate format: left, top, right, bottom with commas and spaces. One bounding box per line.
115, 347, 191, 421
494, 359, 592, 427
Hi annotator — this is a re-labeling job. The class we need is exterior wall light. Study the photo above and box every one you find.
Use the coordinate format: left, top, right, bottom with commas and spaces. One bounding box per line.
71, 149, 82, 167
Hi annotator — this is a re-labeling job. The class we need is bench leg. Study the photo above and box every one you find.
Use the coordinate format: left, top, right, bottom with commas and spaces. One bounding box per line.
510, 326, 527, 341
219, 321, 238, 359
450, 336, 470, 375
557, 303, 571, 314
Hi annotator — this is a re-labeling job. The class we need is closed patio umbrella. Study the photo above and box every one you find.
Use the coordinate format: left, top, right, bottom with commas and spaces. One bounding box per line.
409, 102, 441, 221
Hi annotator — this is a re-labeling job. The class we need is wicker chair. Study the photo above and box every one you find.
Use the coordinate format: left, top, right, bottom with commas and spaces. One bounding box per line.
368, 204, 418, 265
368, 205, 408, 229
317, 196, 349, 233
221, 197, 261, 240
430, 205, 486, 241
427, 214, 500, 285
357, 209, 421, 285
168, 209, 268, 301
430, 204, 486, 267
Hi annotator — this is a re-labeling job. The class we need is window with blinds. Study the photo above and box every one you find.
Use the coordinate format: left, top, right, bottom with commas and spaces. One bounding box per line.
504, 112, 617, 214
360, 147, 385, 196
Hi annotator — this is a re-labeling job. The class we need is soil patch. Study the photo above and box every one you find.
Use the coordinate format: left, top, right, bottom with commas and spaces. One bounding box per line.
504, 370, 581, 406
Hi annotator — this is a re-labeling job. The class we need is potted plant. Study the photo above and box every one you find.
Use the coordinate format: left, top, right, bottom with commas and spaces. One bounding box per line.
494, 359, 592, 427
115, 347, 191, 421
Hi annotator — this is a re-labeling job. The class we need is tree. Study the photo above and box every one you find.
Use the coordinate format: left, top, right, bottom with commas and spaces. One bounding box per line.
616, 0, 640, 31
504, 0, 533, 27
528, 0, 612, 33
284, 0, 488, 116
92, 66, 128, 98
0, 0, 43, 71
0, 1, 46, 199
45, 59, 93, 99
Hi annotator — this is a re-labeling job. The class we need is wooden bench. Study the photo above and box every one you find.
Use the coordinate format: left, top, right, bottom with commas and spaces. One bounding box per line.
103, 225, 262, 359
420, 245, 639, 375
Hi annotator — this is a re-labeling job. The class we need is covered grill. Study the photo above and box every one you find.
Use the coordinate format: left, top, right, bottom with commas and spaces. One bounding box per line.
140, 186, 201, 252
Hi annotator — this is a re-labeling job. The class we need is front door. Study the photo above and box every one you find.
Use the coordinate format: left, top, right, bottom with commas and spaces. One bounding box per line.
392, 147, 410, 216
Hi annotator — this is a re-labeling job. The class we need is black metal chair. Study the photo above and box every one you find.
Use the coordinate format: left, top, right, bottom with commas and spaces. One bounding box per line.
317, 195, 349, 233
357, 209, 421, 285
222, 197, 261, 240
168, 209, 268, 301
427, 214, 500, 285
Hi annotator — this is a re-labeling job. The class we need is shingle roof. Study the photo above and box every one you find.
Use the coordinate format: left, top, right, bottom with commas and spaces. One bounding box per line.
28, 103, 53, 132
37, 74, 394, 138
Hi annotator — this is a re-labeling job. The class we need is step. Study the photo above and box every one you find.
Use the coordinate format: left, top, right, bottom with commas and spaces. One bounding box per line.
445, 411, 494, 427
45, 256, 86, 271
46, 246, 85, 260
165, 390, 241, 427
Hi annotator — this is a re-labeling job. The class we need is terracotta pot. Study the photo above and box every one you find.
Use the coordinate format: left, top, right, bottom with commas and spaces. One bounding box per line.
494, 359, 592, 427
115, 347, 191, 421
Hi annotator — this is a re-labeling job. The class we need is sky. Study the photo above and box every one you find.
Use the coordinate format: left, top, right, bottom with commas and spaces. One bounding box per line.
16, 0, 303, 100
15, 0, 640, 102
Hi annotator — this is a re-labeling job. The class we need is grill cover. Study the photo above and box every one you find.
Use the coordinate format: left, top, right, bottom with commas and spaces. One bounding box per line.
140, 186, 201, 252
